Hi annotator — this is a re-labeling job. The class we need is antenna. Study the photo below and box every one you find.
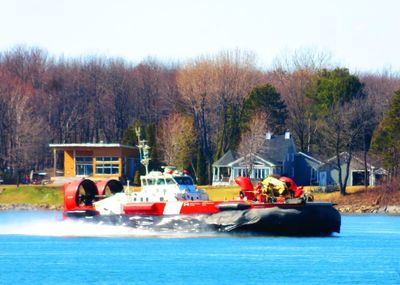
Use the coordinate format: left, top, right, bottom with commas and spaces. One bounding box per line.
135, 127, 150, 175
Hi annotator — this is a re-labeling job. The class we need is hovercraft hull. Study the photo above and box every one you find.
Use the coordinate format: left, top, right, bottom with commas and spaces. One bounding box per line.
63, 178, 340, 236
64, 202, 341, 236
206, 202, 341, 236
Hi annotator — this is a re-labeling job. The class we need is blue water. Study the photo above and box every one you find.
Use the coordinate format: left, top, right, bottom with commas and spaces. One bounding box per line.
0, 212, 399, 285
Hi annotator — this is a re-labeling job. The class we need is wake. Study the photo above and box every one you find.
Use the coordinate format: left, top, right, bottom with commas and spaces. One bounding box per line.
0, 211, 221, 238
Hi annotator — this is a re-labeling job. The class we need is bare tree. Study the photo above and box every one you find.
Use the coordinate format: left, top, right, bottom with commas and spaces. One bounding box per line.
177, 57, 218, 182
269, 48, 333, 153
321, 99, 374, 195
157, 113, 196, 170
177, 50, 262, 183
268, 68, 316, 152
0, 69, 46, 176
211, 50, 263, 157
133, 60, 179, 124
237, 112, 269, 176
361, 70, 400, 119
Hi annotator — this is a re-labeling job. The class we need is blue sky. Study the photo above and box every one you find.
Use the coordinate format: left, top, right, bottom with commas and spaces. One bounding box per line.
1, 0, 399, 72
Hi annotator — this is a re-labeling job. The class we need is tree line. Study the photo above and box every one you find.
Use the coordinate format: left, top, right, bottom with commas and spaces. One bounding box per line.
0, 46, 400, 193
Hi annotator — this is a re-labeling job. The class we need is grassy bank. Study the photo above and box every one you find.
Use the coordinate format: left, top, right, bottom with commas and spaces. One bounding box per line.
0, 184, 239, 207
201, 185, 240, 201
0, 184, 399, 211
0, 185, 63, 206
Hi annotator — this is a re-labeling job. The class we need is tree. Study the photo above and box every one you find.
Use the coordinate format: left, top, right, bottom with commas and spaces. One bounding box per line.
321, 99, 373, 195
177, 50, 261, 183
237, 112, 268, 176
242, 84, 287, 134
269, 68, 317, 153
361, 71, 400, 120
157, 113, 196, 170
306, 68, 366, 158
121, 121, 143, 146
312, 68, 366, 195
270, 48, 333, 153
371, 90, 400, 178
177, 58, 216, 183
0, 69, 47, 177
212, 50, 262, 158
308, 68, 365, 113
133, 61, 179, 123
145, 123, 161, 170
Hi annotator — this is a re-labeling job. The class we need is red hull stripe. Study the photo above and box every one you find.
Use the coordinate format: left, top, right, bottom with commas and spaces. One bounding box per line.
67, 201, 299, 217
123, 203, 166, 215
123, 201, 223, 216
179, 201, 222, 214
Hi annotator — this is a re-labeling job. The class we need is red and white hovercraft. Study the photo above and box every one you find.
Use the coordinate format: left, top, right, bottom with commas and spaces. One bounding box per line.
63, 166, 340, 236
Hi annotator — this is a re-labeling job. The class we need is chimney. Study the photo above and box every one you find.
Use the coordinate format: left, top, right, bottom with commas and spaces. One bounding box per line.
266, 132, 272, 140
284, 131, 291, 140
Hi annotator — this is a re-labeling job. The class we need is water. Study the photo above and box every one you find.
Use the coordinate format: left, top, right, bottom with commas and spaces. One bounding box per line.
0, 211, 399, 285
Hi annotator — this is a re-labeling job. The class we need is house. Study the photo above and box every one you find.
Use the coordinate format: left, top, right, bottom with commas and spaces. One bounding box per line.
317, 152, 387, 187
294, 152, 322, 186
49, 143, 139, 182
212, 131, 297, 185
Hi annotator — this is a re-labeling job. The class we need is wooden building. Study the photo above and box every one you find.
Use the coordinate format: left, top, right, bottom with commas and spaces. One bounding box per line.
49, 143, 139, 181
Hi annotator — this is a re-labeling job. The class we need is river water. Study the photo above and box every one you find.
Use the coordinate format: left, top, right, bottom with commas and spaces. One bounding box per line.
0, 211, 399, 284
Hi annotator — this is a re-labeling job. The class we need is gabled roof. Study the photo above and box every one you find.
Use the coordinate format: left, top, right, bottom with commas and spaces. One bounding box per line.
213, 134, 295, 167
213, 150, 238, 166
231, 154, 276, 167
298, 152, 323, 165
319, 152, 385, 171
257, 134, 295, 165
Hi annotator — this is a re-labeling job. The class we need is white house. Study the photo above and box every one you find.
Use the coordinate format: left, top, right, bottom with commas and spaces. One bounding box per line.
212, 131, 297, 185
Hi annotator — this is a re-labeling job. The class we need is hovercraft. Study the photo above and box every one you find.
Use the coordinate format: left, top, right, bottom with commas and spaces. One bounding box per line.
63, 168, 341, 236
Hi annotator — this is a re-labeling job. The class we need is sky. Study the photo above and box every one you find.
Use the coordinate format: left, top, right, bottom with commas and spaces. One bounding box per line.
0, 0, 399, 72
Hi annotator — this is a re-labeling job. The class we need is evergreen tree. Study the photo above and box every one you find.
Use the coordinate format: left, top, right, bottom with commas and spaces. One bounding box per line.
372, 90, 400, 178
307, 68, 366, 157
308, 68, 365, 113
215, 103, 242, 160
311, 69, 367, 195
121, 121, 143, 146
242, 84, 288, 134
195, 148, 207, 185
145, 123, 161, 170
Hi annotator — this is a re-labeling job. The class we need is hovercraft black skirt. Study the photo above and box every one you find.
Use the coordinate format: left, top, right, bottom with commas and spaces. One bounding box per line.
205, 202, 341, 236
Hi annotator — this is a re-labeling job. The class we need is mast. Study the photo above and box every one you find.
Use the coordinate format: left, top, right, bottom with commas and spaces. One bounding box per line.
135, 127, 151, 175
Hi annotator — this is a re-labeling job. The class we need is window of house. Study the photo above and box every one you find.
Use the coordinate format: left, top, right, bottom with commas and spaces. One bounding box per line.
253, 168, 271, 179
96, 156, 119, 162
76, 156, 92, 163
95, 164, 119, 174
76, 156, 93, 176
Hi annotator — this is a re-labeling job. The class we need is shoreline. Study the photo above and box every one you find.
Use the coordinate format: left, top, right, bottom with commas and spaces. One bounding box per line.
1, 203, 400, 215
0, 203, 62, 211
335, 204, 400, 214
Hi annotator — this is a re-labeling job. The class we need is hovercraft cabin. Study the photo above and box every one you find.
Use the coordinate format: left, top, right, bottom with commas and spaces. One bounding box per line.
49, 143, 139, 181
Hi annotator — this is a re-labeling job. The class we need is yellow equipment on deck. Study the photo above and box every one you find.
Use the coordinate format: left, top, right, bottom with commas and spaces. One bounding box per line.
262, 176, 289, 197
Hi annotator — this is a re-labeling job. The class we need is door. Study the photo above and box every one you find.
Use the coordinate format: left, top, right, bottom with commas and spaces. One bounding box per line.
128, 158, 135, 182
319, 171, 327, 186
